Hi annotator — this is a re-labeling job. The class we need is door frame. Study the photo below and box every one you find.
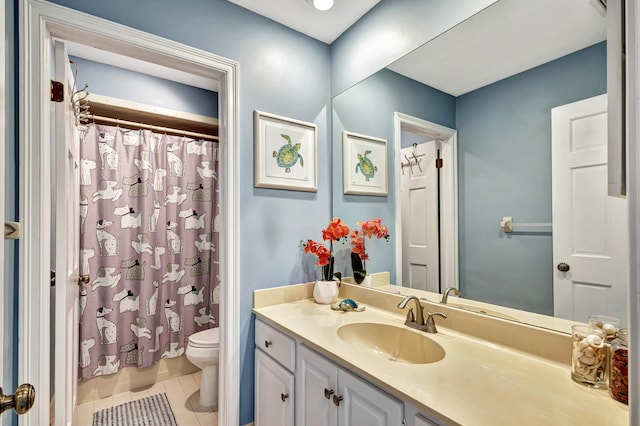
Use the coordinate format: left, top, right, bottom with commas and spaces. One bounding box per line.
18, 1, 240, 424
0, 0, 5, 408
393, 112, 458, 290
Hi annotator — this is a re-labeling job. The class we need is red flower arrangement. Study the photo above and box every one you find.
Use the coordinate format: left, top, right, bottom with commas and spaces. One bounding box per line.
350, 218, 390, 284
304, 217, 350, 281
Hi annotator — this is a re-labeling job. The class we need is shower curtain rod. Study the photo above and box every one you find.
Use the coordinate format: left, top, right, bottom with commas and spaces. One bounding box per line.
79, 113, 219, 141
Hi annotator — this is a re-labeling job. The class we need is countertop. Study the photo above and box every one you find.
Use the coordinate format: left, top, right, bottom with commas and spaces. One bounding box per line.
253, 291, 628, 426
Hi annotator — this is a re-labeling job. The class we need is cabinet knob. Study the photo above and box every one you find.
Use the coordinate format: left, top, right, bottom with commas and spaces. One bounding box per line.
264, 340, 272, 348
324, 388, 334, 399
281, 393, 289, 402
332, 394, 343, 407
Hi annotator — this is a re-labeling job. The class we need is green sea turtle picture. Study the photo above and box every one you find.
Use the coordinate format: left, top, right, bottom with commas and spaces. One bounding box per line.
355, 150, 377, 181
273, 133, 303, 173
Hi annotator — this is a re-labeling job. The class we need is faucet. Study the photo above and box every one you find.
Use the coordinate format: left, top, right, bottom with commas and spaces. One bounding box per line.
441, 287, 460, 304
397, 296, 424, 329
425, 312, 447, 334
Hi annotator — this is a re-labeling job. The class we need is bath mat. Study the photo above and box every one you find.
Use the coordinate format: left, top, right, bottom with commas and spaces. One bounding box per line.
92, 392, 177, 426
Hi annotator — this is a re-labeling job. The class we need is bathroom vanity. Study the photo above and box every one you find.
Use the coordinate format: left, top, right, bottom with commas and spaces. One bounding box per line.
253, 282, 628, 426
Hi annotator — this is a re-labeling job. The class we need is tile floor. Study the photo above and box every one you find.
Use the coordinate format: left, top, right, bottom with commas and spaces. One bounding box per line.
75, 371, 217, 425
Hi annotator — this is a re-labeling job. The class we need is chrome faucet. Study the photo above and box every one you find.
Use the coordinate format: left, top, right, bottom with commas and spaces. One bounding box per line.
441, 287, 460, 304
397, 295, 424, 329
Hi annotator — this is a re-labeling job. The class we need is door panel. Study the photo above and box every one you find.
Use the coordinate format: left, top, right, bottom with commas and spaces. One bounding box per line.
54, 40, 80, 426
552, 94, 628, 322
401, 141, 439, 292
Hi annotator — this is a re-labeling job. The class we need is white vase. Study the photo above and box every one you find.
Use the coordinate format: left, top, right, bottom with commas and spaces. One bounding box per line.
361, 275, 373, 287
313, 280, 338, 304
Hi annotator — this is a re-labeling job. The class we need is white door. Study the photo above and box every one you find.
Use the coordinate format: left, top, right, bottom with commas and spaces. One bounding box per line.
552, 94, 628, 322
254, 349, 294, 426
53, 40, 81, 426
296, 345, 338, 426
337, 369, 403, 426
400, 141, 439, 292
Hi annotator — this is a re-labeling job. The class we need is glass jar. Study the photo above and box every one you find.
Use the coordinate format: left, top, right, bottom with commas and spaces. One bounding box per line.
609, 329, 629, 404
571, 325, 607, 388
588, 315, 621, 343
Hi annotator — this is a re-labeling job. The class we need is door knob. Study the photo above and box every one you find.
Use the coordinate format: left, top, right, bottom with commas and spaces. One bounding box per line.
78, 274, 90, 285
557, 262, 570, 272
0, 384, 36, 415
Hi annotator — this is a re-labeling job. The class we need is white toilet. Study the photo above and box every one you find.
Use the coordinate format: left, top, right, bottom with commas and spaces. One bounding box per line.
186, 327, 220, 408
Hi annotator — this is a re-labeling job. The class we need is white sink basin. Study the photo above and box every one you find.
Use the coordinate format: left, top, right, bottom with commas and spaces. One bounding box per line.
337, 322, 445, 365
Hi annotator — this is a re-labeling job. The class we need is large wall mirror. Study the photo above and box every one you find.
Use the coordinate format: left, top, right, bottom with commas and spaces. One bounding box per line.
331, 0, 628, 332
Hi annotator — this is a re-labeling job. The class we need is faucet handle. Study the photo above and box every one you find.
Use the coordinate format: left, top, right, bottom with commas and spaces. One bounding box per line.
425, 312, 447, 333
405, 307, 415, 323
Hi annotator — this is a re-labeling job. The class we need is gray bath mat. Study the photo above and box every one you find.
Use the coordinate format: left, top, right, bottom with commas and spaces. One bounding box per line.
92, 392, 177, 426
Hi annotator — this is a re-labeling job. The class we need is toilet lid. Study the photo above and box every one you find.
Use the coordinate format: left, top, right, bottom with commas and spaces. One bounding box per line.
188, 327, 220, 348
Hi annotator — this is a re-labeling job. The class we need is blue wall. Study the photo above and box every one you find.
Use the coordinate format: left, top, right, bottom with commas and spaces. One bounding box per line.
68, 56, 219, 118
32, 0, 331, 424
332, 68, 456, 280
455, 41, 606, 314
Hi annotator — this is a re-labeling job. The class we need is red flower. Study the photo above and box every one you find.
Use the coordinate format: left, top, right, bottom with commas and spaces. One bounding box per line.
304, 239, 331, 266
350, 218, 390, 261
322, 217, 350, 242
304, 218, 350, 270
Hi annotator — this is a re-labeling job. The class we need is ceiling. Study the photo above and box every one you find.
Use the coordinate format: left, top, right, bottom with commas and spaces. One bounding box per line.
228, 0, 381, 44
230, 0, 607, 97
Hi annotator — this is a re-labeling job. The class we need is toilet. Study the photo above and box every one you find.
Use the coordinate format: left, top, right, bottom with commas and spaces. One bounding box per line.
186, 327, 220, 408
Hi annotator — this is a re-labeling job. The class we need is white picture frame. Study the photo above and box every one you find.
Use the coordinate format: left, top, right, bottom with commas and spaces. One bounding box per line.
343, 131, 388, 196
254, 110, 318, 192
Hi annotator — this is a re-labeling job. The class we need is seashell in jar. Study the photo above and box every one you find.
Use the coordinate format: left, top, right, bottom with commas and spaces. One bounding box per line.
602, 323, 617, 336
578, 354, 597, 366
586, 334, 604, 348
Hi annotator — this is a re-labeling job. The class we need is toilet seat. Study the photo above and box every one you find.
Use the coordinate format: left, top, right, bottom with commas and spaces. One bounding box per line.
188, 327, 220, 349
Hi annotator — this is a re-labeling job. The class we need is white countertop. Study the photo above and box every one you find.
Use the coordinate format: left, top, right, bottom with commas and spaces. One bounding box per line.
253, 294, 628, 426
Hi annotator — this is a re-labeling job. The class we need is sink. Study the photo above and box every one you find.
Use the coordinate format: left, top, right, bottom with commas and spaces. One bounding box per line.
337, 322, 445, 364
448, 303, 519, 321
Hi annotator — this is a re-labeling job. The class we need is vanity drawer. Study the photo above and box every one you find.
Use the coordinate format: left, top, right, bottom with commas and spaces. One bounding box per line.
255, 319, 296, 371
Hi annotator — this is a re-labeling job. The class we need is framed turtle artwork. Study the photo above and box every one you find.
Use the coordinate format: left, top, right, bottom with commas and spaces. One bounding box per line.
254, 110, 318, 192
342, 131, 388, 196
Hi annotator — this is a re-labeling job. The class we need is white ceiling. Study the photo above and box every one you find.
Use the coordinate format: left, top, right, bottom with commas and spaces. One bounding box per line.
231, 0, 607, 97
228, 0, 381, 44
387, 0, 607, 96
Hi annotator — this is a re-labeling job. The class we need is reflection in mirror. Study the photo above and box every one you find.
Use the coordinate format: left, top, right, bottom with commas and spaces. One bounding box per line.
332, 0, 628, 331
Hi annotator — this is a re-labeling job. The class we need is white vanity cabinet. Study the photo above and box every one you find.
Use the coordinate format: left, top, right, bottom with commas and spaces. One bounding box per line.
254, 319, 296, 426
297, 344, 404, 426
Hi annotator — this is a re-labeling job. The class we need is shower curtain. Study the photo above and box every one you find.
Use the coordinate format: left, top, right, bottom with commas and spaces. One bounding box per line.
78, 123, 220, 379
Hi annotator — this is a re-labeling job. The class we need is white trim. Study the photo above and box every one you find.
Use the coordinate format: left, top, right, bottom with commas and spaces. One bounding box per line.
0, 0, 6, 406
626, 0, 639, 424
19, 1, 240, 425
393, 112, 458, 291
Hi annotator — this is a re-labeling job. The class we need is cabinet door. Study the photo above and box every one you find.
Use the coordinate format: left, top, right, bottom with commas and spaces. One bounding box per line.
255, 349, 294, 426
337, 369, 403, 426
296, 345, 339, 426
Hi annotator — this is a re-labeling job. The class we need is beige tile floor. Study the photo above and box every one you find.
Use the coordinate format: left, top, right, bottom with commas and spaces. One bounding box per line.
75, 371, 217, 426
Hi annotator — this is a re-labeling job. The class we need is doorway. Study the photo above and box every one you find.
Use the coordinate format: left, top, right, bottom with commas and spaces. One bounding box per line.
393, 112, 458, 291
18, 1, 239, 424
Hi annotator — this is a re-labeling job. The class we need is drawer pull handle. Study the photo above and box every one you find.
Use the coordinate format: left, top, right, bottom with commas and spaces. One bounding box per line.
264, 340, 272, 348
324, 388, 334, 399
281, 393, 289, 402
332, 394, 343, 407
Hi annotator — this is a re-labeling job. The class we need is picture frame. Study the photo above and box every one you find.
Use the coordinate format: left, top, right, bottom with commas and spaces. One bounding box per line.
343, 131, 388, 196
254, 110, 318, 192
